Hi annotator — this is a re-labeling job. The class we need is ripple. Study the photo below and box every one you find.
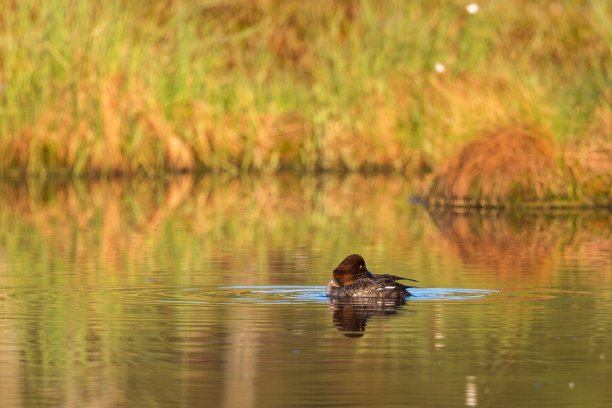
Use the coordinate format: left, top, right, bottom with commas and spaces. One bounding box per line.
4, 286, 591, 308
220, 286, 501, 303
221, 285, 327, 304
409, 287, 501, 300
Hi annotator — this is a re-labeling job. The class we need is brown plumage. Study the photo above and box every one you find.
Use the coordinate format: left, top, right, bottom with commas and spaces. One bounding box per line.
326, 254, 417, 299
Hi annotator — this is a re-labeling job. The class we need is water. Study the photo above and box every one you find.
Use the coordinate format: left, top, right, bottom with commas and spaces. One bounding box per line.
0, 174, 610, 408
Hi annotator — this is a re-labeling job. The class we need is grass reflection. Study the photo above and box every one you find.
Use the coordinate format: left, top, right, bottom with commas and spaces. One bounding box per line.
0, 175, 611, 406
0, 174, 427, 286
0, 174, 610, 287
427, 208, 612, 287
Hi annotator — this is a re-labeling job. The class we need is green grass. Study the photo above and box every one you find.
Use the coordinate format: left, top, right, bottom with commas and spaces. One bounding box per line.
0, 0, 610, 175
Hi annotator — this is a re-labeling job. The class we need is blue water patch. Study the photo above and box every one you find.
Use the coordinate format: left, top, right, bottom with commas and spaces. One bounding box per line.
410, 287, 501, 300
221, 286, 500, 303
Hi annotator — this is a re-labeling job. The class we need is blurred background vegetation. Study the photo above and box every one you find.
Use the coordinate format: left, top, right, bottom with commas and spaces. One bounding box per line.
0, 0, 610, 176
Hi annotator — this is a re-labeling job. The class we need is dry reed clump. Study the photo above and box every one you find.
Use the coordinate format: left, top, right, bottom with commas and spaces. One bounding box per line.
8, 76, 195, 175
426, 125, 567, 207
97, 76, 195, 173
249, 112, 310, 170
188, 101, 310, 172
317, 90, 421, 173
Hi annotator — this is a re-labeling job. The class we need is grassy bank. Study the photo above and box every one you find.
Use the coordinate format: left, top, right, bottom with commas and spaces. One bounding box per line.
425, 124, 611, 207
0, 0, 610, 176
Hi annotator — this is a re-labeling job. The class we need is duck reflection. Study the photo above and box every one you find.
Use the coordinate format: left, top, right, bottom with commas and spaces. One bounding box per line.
328, 296, 406, 338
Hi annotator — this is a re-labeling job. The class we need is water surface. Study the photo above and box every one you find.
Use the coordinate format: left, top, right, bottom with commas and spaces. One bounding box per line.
0, 174, 610, 407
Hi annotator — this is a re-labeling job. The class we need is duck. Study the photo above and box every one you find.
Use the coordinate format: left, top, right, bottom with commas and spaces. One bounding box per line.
325, 254, 416, 299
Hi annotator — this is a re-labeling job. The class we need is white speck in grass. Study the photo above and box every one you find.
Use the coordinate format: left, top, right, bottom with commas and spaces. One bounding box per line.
434, 62, 445, 73
569, 382, 575, 389
466, 3, 479, 14
600, 354, 605, 360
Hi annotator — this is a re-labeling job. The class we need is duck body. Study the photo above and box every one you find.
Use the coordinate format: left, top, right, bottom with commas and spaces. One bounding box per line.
326, 254, 416, 299
326, 276, 411, 299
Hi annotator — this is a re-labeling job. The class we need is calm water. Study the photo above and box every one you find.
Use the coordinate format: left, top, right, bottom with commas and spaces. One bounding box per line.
0, 174, 611, 408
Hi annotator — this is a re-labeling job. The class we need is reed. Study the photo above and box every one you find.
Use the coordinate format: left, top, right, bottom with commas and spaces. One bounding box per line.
426, 125, 564, 206
425, 124, 612, 207
0, 0, 610, 180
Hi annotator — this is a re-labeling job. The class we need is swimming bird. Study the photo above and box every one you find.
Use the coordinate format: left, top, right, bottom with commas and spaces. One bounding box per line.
326, 254, 417, 299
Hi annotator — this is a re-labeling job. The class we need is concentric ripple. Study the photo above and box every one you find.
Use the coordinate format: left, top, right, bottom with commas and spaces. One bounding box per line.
220, 286, 501, 303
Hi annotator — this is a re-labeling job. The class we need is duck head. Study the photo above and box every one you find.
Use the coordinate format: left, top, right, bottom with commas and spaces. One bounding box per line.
332, 254, 371, 286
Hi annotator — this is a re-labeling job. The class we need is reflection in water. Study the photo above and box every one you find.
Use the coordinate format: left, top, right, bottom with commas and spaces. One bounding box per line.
223, 307, 258, 408
427, 208, 612, 286
465, 375, 477, 407
327, 296, 405, 338
0, 174, 424, 285
0, 175, 611, 407
434, 305, 445, 350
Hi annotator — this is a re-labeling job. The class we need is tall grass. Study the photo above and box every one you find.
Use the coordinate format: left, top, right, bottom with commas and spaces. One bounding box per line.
0, 0, 610, 175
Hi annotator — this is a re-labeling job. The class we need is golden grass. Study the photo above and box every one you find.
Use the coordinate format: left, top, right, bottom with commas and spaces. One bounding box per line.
0, 0, 610, 180
426, 125, 572, 207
